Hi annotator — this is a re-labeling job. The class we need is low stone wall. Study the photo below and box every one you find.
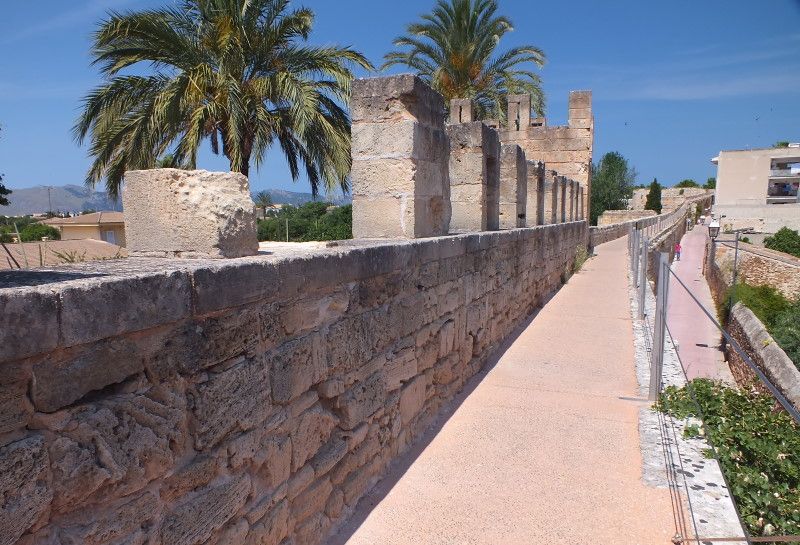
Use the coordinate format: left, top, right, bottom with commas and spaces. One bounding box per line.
727, 304, 800, 411
0, 222, 587, 545
710, 242, 800, 301
588, 205, 688, 250
597, 209, 655, 226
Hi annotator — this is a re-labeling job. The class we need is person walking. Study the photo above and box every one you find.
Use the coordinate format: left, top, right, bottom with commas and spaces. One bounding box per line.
675, 242, 682, 261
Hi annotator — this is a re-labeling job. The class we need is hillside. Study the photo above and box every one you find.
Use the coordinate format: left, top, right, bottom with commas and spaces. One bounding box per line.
0, 184, 351, 216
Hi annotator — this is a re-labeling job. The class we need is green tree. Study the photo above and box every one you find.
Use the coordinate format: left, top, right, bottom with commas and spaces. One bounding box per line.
703, 177, 716, 190
257, 201, 351, 241
774, 141, 790, 148
644, 178, 662, 214
75, 0, 373, 199
383, 0, 546, 120
589, 151, 636, 225
675, 179, 699, 188
254, 190, 273, 216
764, 227, 800, 258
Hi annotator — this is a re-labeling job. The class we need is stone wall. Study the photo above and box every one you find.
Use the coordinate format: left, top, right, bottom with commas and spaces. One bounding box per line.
709, 242, 800, 300
597, 210, 656, 226
726, 304, 800, 412
630, 187, 712, 212
0, 222, 587, 545
500, 91, 593, 219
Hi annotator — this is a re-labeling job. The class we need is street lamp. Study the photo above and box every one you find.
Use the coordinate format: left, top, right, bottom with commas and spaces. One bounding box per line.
708, 220, 721, 240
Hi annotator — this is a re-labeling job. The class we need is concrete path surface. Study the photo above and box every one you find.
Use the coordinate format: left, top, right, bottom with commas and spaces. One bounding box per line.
667, 226, 734, 382
332, 237, 678, 545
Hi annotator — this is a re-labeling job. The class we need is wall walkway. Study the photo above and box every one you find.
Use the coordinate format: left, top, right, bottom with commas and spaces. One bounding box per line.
332, 237, 677, 544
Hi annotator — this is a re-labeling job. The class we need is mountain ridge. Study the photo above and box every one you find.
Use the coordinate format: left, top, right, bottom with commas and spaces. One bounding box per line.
0, 184, 351, 216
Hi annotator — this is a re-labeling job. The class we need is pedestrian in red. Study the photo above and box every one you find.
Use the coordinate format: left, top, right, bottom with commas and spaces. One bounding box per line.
675, 242, 682, 261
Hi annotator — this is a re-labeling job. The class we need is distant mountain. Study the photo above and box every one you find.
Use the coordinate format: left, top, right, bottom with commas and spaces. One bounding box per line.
0, 184, 351, 216
0, 185, 120, 216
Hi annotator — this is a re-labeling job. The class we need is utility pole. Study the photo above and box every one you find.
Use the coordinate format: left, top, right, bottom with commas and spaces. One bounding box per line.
47, 186, 53, 214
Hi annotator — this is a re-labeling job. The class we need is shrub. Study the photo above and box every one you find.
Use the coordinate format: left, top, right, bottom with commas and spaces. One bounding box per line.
257, 202, 352, 242
675, 179, 699, 188
19, 223, 60, 242
727, 283, 790, 329
644, 179, 662, 214
657, 379, 800, 537
764, 227, 800, 258
772, 300, 800, 366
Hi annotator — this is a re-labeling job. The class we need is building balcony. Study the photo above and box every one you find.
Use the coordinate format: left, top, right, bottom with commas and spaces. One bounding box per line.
770, 169, 800, 179
767, 196, 799, 205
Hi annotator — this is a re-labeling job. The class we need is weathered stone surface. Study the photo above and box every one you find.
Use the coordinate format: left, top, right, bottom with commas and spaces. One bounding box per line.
160, 475, 251, 545
289, 405, 337, 471
123, 169, 259, 258
248, 498, 289, 545
270, 334, 325, 404
0, 436, 52, 545
161, 455, 222, 504
0, 288, 58, 362
333, 372, 386, 430
399, 376, 427, 425
57, 491, 159, 545
291, 477, 332, 524
190, 357, 272, 450
59, 272, 192, 347
48, 387, 185, 509
0, 361, 32, 435
310, 437, 348, 477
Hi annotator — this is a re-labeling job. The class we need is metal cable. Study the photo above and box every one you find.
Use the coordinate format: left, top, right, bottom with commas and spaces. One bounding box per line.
667, 268, 800, 424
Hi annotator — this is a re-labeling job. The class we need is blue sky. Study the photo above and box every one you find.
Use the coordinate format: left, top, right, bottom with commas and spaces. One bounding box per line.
0, 0, 798, 200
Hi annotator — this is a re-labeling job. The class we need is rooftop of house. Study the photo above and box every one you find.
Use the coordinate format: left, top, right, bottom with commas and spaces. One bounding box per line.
41, 211, 125, 226
0, 239, 126, 270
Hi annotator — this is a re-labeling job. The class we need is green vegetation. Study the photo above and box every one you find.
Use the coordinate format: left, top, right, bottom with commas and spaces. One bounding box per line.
75, 0, 373, 198
657, 379, 800, 537
675, 179, 699, 188
588, 151, 636, 225
572, 244, 589, 273
384, 0, 546, 120
18, 223, 60, 242
258, 202, 351, 242
774, 141, 790, 148
726, 282, 799, 366
0, 216, 57, 243
704, 177, 716, 190
764, 227, 800, 258
644, 178, 662, 214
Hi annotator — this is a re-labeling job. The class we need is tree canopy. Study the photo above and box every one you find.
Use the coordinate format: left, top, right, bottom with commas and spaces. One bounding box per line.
75, 0, 373, 199
589, 151, 636, 225
644, 178, 663, 214
675, 179, 699, 188
704, 177, 716, 190
383, 0, 546, 121
765, 227, 800, 258
258, 201, 351, 241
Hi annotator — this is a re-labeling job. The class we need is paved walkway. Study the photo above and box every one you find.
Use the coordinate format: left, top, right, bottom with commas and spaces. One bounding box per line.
667, 226, 733, 382
333, 237, 678, 545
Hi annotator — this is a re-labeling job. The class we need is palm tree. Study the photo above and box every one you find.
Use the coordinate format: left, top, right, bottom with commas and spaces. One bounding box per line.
254, 190, 273, 217
74, 0, 374, 199
383, 0, 546, 121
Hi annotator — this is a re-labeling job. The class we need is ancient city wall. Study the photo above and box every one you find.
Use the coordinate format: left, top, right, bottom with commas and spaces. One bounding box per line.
708, 242, 800, 301
597, 210, 656, 226
0, 224, 586, 545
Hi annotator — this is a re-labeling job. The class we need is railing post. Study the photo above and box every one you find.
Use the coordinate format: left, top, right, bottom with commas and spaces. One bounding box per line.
638, 236, 648, 320
633, 229, 640, 280
649, 252, 670, 401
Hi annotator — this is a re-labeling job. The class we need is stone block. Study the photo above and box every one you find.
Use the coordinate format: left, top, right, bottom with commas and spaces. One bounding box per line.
247, 498, 289, 545
0, 436, 52, 545
568, 90, 592, 109
499, 144, 527, 229
122, 169, 259, 258
449, 98, 475, 124
270, 334, 326, 404
333, 371, 387, 430
59, 271, 192, 347
0, 288, 58, 362
160, 475, 251, 545
351, 75, 450, 239
507, 94, 531, 131
289, 405, 337, 471
447, 122, 501, 232
190, 358, 272, 450
57, 491, 159, 545
0, 361, 32, 435
48, 387, 186, 509
291, 476, 332, 524
399, 376, 427, 425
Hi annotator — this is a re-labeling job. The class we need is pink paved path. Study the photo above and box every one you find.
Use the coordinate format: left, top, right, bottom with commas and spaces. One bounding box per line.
333, 237, 677, 545
667, 226, 732, 382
